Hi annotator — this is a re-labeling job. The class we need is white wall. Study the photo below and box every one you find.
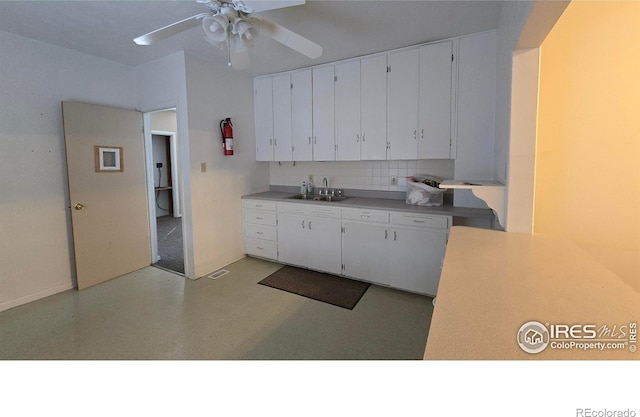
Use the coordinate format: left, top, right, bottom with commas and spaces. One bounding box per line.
494, 1, 535, 184
0, 30, 137, 312
494, 1, 536, 231
184, 53, 269, 278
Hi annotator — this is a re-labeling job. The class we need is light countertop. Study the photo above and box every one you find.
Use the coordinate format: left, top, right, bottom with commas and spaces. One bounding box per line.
424, 227, 640, 360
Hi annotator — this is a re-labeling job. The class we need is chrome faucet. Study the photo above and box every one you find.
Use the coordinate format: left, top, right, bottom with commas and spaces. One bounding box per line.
322, 177, 328, 195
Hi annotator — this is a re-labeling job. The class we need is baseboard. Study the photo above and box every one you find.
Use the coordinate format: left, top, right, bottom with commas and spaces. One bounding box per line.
0, 282, 75, 313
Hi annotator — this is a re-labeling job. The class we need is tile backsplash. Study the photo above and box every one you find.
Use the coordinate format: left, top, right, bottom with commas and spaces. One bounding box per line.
269, 159, 454, 192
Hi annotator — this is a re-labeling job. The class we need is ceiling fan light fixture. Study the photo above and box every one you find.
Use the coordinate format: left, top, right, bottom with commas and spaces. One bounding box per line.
233, 18, 257, 42
202, 14, 229, 42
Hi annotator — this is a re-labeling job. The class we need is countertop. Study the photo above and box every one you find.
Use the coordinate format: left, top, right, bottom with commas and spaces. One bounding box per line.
242, 191, 494, 220
424, 227, 640, 360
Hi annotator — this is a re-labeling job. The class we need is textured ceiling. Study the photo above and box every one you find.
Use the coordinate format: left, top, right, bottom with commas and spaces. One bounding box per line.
0, 1, 505, 75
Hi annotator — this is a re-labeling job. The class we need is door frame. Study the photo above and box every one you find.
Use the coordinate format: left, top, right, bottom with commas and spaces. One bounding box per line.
143, 108, 192, 277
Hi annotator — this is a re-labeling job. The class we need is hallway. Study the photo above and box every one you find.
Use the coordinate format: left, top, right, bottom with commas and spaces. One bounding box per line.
154, 216, 184, 274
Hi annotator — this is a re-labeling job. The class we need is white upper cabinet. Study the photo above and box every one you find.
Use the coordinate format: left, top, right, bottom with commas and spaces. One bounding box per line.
312, 65, 336, 161
418, 40, 454, 159
291, 69, 313, 161
254, 77, 274, 161
272, 73, 293, 161
335, 60, 361, 161
254, 32, 491, 164
360, 54, 388, 161
387, 48, 420, 160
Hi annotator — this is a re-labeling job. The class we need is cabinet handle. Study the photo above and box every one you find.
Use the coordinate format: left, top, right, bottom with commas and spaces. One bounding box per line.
274, 138, 278, 146
362, 133, 365, 142
308, 221, 312, 229
360, 215, 370, 219
302, 220, 305, 229
256, 216, 263, 220
413, 219, 425, 223
356, 133, 360, 143
308, 136, 311, 145
394, 231, 397, 241
421, 129, 424, 139
314, 136, 317, 144
385, 230, 388, 239
257, 246, 264, 250
269, 138, 272, 146
256, 232, 264, 235
413, 130, 417, 140
256, 204, 262, 207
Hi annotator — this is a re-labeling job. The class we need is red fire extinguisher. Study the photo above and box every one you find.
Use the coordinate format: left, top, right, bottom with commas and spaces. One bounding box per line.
220, 118, 234, 156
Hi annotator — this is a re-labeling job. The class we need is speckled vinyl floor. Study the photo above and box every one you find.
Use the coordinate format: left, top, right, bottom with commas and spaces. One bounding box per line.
0, 257, 434, 360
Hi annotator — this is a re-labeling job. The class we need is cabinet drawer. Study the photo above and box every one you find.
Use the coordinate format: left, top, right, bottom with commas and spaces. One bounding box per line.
306, 206, 342, 219
390, 213, 449, 230
244, 223, 277, 242
243, 209, 277, 226
277, 202, 306, 215
243, 199, 276, 211
342, 208, 389, 224
245, 238, 278, 260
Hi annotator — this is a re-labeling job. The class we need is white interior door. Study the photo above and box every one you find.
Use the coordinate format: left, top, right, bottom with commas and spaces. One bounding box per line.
62, 101, 151, 290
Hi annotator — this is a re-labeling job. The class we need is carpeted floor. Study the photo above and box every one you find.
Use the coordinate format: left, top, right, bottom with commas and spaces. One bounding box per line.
155, 216, 184, 274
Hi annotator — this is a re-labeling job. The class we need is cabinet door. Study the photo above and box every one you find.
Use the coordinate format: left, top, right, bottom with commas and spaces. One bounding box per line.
342, 221, 391, 286
254, 77, 274, 161
272, 73, 293, 161
335, 60, 361, 161
418, 41, 453, 159
307, 217, 342, 275
387, 48, 419, 160
291, 69, 313, 161
312, 66, 336, 161
277, 213, 307, 268
360, 55, 388, 161
390, 227, 448, 295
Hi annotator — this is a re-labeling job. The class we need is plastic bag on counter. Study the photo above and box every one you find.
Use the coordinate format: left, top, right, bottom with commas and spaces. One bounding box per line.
405, 175, 445, 206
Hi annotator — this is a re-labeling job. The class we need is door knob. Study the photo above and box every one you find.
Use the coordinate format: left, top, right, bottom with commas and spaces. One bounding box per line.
74, 203, 85, 210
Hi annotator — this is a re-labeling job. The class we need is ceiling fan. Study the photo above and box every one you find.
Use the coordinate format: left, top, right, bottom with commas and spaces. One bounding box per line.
134, 0, 322, 69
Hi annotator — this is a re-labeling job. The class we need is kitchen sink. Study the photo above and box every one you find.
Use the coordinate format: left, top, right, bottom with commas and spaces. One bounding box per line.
287, 194, 350, 202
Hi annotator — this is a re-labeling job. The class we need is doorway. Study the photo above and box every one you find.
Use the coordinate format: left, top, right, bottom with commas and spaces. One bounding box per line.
145, 109, 185, 275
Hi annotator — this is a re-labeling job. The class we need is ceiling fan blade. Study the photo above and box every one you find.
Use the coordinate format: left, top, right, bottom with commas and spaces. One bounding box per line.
134, 13, 209, 45
245, 0, 305, 13
255, 16, 322, 59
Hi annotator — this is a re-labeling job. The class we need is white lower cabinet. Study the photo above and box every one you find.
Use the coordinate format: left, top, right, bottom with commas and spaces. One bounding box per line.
342, 211, 450, 296
387, 226, 448, 295
242, 199, 278, 260
341, 221, 390, 286
243, 198, 450, 296
277, 204, 342, 275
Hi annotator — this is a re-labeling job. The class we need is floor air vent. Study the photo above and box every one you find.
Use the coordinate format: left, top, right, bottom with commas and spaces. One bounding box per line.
208, 269, 230, 280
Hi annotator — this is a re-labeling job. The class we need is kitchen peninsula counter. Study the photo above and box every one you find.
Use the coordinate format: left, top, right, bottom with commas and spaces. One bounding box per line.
424, 227, 639, 360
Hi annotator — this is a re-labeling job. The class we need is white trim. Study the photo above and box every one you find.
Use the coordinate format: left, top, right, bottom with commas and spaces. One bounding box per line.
143, 113, 159, 263
0, 282, 74, 313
